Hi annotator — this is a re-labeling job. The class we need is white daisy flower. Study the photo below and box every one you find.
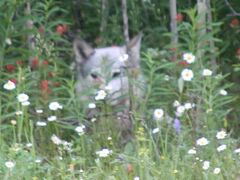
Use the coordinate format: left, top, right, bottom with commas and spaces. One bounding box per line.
107, 136, 112, 140
181, 69, 194, 81
3, 80, 16, 90
95, 90, 107, 100
88, 103, 96, 109
5, 38, 12, 45
173, 100, 180, 107
49, 102, 63, 111
153, 109, 164, 120
36, 121, 47, 127
184, 103, 192, 110
134, 177, 140, 180
202, 69, 213, 76
216, 130, 227, 139
234, 148, 240, 153
47, 116, 57, 122
188, 148, 197, 155
17, 93, 29, 103
75, 125, 86, 135
219, 89, 227, 96
5, 161, 15, 169
26, 143, 33, 148
213, 168, 221, 174
202, 161, 210, 170
36, 109, 43, 114
176, 105, 185, 117
96, 148, 112, 158
152, 128, 159, 134
63, 141, 72, 151
35, 159, 41, 163
217, 144, 226, 152
15, 111, 23, 116
91, 118, 97, 122
51, 134, 62, 145
11, 120, 17, 125
21, 101, 30, 106
196, 137, 209, 146
183, 53, 196, 64
164, 75, 170, 81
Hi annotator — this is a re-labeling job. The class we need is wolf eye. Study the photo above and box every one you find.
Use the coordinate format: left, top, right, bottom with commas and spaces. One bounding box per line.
112, 72, 121, 78
90, 73, 98, 79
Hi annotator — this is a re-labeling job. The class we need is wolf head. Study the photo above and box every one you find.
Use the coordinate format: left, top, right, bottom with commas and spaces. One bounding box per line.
73, 34, 142, 104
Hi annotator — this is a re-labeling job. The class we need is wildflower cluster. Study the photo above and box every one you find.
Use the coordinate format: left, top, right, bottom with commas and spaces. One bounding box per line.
17, 93, 30, 106
179, 53, 216, 82
51, 134, 73, 152
185, 130, 239, 175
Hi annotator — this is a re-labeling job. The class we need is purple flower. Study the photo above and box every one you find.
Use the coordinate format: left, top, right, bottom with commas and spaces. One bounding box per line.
173, 118, 181, 134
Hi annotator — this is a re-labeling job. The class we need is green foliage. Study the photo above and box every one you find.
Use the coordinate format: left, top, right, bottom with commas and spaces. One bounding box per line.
0, 0, 240, 179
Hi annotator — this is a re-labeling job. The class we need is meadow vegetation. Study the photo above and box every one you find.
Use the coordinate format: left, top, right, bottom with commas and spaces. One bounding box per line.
0, 0, 240, 179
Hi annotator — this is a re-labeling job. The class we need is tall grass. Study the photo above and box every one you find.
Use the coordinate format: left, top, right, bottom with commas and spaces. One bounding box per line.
0, 1, 239, 180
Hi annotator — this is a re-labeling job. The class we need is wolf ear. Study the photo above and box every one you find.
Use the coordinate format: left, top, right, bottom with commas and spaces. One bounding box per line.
73, 38, 95, 63
127, 33, 143, 67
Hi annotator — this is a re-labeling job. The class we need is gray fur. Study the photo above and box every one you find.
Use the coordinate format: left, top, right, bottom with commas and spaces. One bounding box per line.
73, 34, 143, 144
74, 34, 142, 97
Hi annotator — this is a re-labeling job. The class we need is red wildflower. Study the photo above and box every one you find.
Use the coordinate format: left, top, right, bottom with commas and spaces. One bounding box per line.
38, 26, 45, 34
40, 80, 51, 94
5, 64, 16, 73
178, 60, 189, 67
42, 60, 49, 66
16, 60, 23, 66
127, 163, 133, 173
56, 25, 64, 35
31, 58, 39, 69
230, 18, 239, 27
40, 80, 48, 91
40, 80, 51, 100
176, 13, 184, 22
56, 24, 68, 35
10, 78, 17, 84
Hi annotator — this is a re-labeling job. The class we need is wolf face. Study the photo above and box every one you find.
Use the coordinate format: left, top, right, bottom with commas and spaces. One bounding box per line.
73, 34, 142, 105
73, 34, 143, 145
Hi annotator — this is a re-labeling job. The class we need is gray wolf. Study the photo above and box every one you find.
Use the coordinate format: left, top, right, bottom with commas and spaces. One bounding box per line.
73, 33, 143, 145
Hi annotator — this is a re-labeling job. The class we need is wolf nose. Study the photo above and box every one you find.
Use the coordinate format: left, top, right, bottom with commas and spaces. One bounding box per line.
95, 78, 105, 89
94, 77, 105, 84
